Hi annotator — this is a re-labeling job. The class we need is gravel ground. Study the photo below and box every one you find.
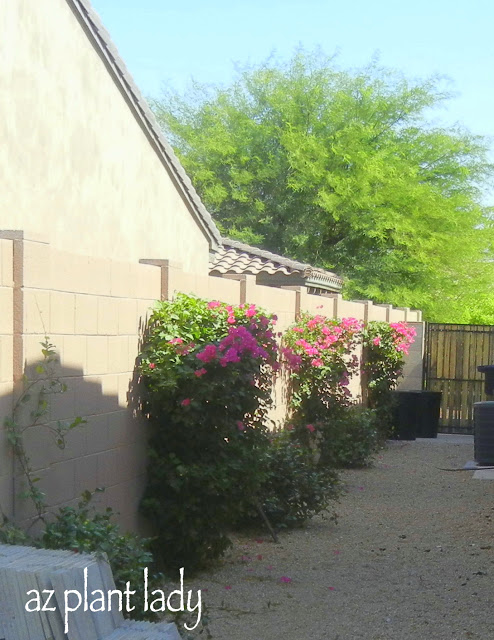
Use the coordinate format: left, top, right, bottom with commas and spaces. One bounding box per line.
173, 435, 494, 640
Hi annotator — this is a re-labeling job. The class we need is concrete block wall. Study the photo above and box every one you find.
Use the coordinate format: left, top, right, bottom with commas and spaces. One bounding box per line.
0, 238, 14, 519
0, 235, 423, 534
2, 234, 161, 532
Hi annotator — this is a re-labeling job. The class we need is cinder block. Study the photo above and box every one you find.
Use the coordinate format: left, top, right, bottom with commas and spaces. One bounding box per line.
107, 336, 129, 374
49, 383, 77, 421
135, 263, 161, 300
0, 427, 14, 472
110, 261, 131, 298
117, 299, 138, 335
0, 287, 13, 334
86, 336, 109, 375
0, 335, 13, 383
0, 471, 14, 518
61, 335, 87, 372
100, 374, 119, 407
106, 411, 132, 447
86, 257, 111, 296
39, 459, 76, 506
74, 454, 99, 493
136, 299, 153, 328
95, 448, 120, 488
74, 375, 105, 416
49, 291, 75, 335
97, 296, 119, 335
75, 294, 98, 334
23, 289, 50, 334
84, 414, 111, 455
22, 240, 51, 289
127, 335, 140, 371
117, 373, 131, 407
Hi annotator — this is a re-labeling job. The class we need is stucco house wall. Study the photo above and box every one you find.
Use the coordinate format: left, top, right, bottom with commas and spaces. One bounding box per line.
0, 0, 215, 273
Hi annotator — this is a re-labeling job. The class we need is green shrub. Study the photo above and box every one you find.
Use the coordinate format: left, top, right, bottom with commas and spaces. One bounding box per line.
256, 431, 340, 528
42, 490, 158, 621
291, 405, 382, 469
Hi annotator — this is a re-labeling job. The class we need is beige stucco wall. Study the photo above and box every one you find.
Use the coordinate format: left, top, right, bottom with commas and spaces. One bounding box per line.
0, 0, 210, 273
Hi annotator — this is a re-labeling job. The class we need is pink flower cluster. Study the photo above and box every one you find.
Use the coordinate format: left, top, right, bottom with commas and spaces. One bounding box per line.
284, 315, 363, 374
195, 323, 275, 370
389, 322, 416, 356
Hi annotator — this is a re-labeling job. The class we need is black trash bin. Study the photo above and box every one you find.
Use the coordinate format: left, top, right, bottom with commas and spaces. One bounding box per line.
474, 401, 494, 465
391, 390, 442, 440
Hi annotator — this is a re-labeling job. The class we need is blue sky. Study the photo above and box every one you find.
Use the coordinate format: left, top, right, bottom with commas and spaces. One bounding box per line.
91, 0, 494, 189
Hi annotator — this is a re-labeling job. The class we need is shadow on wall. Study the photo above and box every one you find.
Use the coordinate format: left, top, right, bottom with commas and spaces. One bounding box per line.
0, 333, 151, 535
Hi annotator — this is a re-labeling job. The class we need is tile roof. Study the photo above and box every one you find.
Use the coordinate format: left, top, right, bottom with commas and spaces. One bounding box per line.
210, 239, 344, 291
68, 0, 221, 249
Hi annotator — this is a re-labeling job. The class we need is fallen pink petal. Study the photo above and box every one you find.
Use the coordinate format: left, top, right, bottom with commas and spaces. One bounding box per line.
280, 576, 292, 583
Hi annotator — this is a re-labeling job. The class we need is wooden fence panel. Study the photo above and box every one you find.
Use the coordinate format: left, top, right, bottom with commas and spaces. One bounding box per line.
424, 324, 494, 433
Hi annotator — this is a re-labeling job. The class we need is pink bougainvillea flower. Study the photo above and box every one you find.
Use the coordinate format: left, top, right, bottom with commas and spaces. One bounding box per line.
196, 344, 217, 363
373, 336, 381, 346
227, 315, 236, 324
181, 398, 191, 407
208, 300, 222, 308
306, 424, 316, 433
168, 337, 184, 345
149, 363, 156, 369
280, 576, 292, 583
236, 421, 245, 431
311, 358, 323, 367
245, 304, 257, 318
194, 368, 207, 377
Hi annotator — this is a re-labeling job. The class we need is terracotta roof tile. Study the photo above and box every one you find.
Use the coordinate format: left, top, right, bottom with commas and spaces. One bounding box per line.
210, 239, 344, 291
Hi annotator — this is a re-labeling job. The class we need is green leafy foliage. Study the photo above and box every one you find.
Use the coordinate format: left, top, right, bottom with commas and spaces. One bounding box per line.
139, 294, 279, 571
42, 490, 158, 621
304, 406, 383, 469
252, 431, 340, 528
153, 48, 494, 322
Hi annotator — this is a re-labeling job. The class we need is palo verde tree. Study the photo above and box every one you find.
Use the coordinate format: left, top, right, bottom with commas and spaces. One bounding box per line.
152, 49, 494, 322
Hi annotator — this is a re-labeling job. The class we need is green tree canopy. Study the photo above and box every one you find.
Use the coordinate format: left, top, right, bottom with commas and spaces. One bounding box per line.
152, 49, 494, 321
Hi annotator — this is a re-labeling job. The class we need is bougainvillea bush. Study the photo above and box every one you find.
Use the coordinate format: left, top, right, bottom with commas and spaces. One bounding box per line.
362, 321, 417, 433
283, 313, 363, 414
139, 293, 279, 571
281, 313, 377, 466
